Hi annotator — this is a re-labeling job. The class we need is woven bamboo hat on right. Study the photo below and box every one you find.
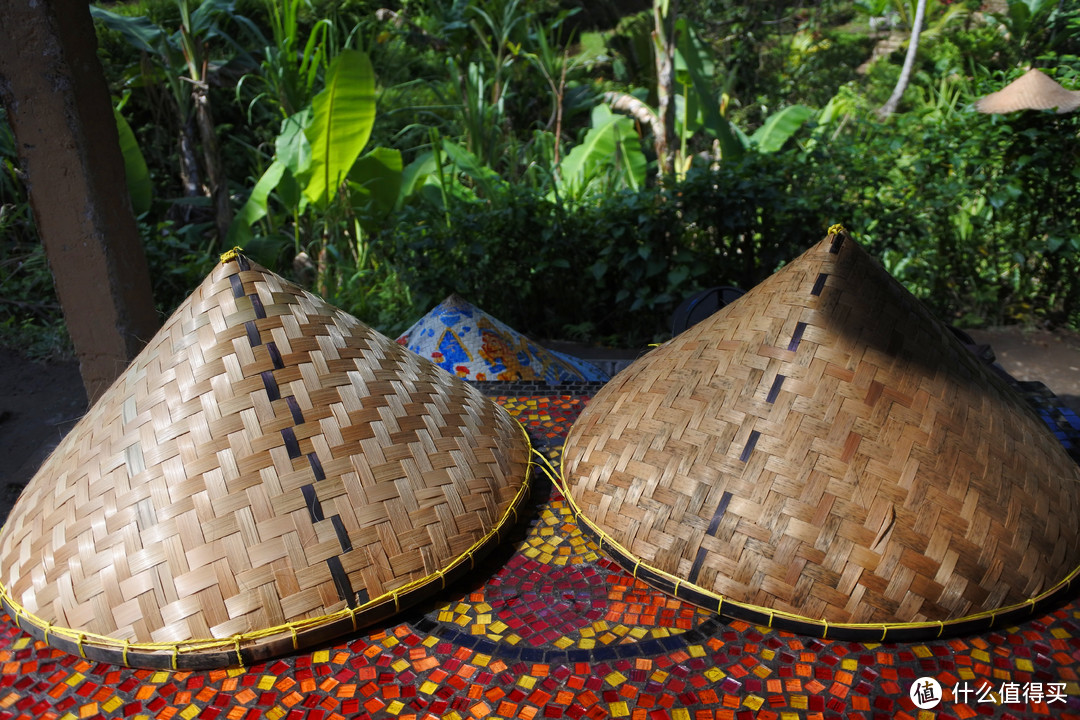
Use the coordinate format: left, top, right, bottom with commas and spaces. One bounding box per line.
560, 227, 1080, 641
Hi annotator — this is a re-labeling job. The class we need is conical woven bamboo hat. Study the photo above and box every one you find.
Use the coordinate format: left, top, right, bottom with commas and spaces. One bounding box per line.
0, 253, 531, 669
561, 228, 1080, 641
975, 68, 1080, 114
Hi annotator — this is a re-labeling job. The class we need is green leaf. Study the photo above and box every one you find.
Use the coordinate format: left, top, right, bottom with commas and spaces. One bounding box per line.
751, 105, 814, 153
227, 160, 287, 245
303, 49, 376, 208
275, 108, 312, 176
277, 166, 303, 210
667, 266, 690, 286
89, 6, 166, 54
440, 140, 507, 199
557, 105, 645, 198
113, 108, 151, 215
347, 147, 403, 232
399, 152, 439, 206
189, 0, 234, 37
675, 18, 742, 161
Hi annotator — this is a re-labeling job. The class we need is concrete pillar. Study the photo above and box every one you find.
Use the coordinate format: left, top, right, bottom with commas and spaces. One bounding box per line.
0, 0, 160, 402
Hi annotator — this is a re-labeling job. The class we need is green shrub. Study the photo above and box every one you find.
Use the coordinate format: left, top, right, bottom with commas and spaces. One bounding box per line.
821, 104, 1080, 327
378, 152, 832, 346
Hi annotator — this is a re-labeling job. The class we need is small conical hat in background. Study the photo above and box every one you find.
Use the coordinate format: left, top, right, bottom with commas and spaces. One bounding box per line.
975, 68, 1080, 114
397, 294, 609, 383
561, 228, 1080, 641
0, 253, 531, 668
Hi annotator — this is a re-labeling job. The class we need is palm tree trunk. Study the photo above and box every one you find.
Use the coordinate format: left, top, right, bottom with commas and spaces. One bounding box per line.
652, 0, 678, 176
192, 84, 232, 244
878, 0, 926, 119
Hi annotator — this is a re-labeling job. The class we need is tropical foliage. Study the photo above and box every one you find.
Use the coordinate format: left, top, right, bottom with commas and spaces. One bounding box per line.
2, 0, 1079, 353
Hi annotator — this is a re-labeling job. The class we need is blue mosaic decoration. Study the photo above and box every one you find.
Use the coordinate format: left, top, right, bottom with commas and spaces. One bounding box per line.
397, 295, 609, 383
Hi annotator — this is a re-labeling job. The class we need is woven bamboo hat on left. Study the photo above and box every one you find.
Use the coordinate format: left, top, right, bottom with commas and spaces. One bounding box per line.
0, 253, 531, 669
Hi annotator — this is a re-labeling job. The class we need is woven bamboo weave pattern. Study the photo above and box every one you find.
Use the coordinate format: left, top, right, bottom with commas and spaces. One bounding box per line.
562, 230, 1080, 627
0, 256, 530, 667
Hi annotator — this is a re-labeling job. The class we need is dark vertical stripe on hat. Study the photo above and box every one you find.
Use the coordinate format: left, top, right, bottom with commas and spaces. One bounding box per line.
331, 516, 353, 552
261, 370, 280, 401
739, 431, 760, 462
301, 484, 324, 523
308, 453, 326, 482
326, 556, 355, 605
286, 396, 305, 425
706, 491, 733, 537
250, 293, 266, 319
787, 322, 806, 352
687, 546, 709, 584
267, 342, 284, 370
281, 427, 301, 458
766, 375, 785, 404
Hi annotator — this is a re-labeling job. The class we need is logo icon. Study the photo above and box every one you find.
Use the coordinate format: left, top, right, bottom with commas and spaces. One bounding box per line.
910, 677, 943, 709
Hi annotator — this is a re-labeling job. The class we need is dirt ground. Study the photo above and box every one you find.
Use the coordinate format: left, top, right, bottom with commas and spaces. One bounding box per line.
967, 326, 1080, 414
1, 325, 1078, 526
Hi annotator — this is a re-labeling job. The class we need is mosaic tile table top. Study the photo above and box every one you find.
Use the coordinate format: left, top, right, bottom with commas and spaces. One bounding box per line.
2, 384, 1079, 720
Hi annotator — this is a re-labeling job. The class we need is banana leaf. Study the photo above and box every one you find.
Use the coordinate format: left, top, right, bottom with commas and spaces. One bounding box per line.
557, 105, 645, 199
303, 49, 376, 208
113, 108, 151, 215
751, 105, 813, 153
226, 160, 286, 245
348, 147, 403, 233
675, 18, 742, 161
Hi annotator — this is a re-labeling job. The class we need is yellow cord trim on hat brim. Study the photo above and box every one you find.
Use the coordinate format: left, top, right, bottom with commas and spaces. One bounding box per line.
0, 419, 534, 668
547, 450, 1080, 641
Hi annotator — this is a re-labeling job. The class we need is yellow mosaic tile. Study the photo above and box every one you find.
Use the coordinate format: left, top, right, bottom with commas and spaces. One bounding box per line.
743, 695, 765, 710
605, 672, 627, 686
